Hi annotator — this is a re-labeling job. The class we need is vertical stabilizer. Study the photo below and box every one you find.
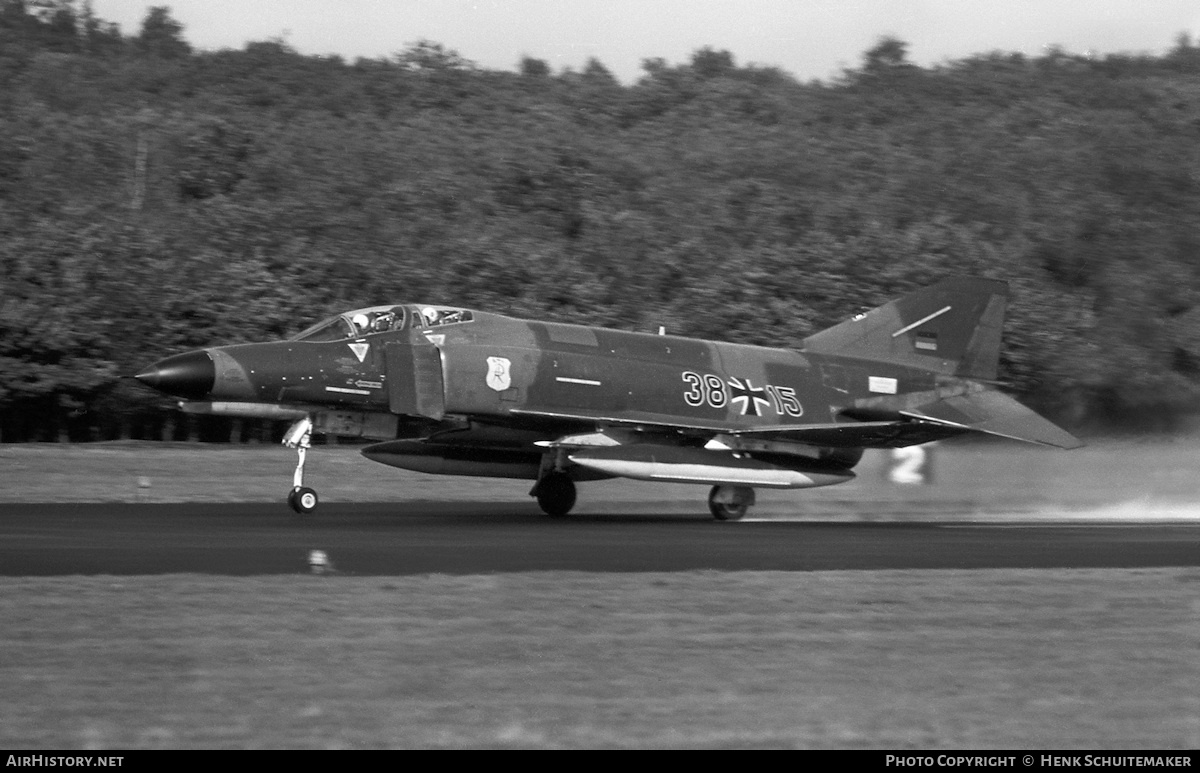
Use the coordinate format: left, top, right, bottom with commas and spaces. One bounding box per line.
801, 277, 1008, 379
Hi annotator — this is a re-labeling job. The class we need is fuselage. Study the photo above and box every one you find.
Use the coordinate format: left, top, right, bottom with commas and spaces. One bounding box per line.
136, 302, 943, 443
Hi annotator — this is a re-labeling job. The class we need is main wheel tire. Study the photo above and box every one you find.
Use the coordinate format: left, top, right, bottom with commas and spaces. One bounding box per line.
535, 473, 577, 517
708, 485, 749, 521
288, 486, 319, 514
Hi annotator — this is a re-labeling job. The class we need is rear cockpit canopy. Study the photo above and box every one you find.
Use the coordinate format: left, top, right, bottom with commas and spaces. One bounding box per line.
291, 305, 407, 342
290, 304, 474, 342
415, 305, 473, 328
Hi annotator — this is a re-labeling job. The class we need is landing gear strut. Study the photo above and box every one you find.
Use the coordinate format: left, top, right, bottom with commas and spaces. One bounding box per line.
532, 472, 577, 517
284, 416, 318, 514
708, 485, 754, 521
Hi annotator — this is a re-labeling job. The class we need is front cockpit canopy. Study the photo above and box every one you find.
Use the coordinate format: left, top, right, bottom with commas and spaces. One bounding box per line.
290, 304, 474, 342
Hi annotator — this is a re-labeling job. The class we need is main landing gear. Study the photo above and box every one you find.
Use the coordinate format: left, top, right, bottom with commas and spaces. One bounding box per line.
708, 485, 755, 521
284, 416, 319, 514
531, 471, 576, 517
531, 447, 577, 517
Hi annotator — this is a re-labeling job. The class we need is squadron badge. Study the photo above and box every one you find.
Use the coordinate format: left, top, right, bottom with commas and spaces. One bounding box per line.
486, 356, 512, 392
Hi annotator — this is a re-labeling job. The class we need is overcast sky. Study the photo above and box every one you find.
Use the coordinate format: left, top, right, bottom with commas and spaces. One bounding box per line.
89, 0, 1200, 82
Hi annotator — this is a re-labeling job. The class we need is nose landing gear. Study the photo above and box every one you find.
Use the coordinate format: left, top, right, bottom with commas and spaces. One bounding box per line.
284, 416, 319, 514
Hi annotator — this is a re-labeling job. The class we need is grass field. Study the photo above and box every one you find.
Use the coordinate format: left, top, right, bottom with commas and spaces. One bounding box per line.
0, 570, 1197, 749
1, 440, 1199, 748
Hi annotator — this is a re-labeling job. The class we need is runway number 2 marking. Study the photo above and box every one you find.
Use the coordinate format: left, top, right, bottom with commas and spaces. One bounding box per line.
681, 371, 802, 416
889, 446, 929, 485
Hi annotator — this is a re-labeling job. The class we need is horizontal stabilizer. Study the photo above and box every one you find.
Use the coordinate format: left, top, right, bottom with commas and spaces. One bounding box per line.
901, 389, 1083, 449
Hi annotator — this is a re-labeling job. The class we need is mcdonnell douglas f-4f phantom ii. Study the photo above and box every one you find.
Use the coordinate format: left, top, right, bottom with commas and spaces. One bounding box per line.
135, 277, 1081, 519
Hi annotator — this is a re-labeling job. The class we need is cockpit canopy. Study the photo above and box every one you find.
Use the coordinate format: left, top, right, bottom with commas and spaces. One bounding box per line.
290, 304, 473, 342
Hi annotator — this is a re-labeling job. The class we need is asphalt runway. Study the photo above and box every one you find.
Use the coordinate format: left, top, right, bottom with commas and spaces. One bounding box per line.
1, 502, 1198, 575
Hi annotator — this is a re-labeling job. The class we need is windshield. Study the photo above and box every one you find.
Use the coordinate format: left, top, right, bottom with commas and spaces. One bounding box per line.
291, 316, 355, 342
291, 305, 408, 342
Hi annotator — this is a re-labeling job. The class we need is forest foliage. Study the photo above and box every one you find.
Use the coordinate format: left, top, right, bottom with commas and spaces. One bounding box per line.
4, 0, 1200, 440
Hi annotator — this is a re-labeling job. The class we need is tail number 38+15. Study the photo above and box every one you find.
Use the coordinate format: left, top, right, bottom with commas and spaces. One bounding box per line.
681, 371, 802, 416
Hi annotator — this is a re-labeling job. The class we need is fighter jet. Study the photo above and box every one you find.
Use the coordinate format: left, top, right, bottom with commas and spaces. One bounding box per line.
134, 277, 1081, 518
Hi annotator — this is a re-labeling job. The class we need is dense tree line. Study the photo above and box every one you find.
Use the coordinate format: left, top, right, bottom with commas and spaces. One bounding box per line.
3, 0, 1200, 441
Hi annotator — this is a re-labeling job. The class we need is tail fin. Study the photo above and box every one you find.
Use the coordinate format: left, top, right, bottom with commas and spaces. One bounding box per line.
802, 277, 1007, 379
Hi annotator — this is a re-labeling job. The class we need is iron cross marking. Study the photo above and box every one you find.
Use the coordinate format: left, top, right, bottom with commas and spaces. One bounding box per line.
729, 377, 771, 416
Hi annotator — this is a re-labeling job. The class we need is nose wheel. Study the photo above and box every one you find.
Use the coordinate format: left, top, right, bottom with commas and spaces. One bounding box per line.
288, 486, 319, 514
284, 417, 319, 514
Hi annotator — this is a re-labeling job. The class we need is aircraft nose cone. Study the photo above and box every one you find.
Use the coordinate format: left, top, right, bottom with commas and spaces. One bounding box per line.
134, 350, 215, 400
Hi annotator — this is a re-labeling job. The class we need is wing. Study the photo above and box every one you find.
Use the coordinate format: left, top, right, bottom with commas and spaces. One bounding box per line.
725, 419, 965, 448
367, 389, 1077, 489
508, 408, 964, 449
509, 385, 1082, 451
